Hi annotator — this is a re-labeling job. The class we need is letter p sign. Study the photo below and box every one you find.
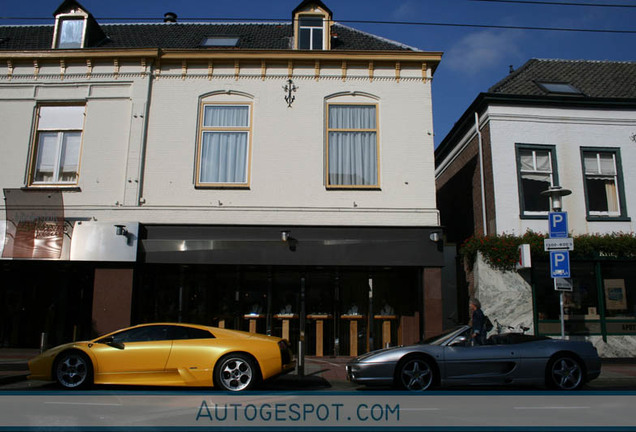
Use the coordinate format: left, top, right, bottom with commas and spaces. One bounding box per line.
550, 251, 570, 278
548, 212, 568, 238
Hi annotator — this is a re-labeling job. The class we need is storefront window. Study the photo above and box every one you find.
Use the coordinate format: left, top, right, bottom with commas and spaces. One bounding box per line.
600, 262, 636, 335
534, 261, 599, 335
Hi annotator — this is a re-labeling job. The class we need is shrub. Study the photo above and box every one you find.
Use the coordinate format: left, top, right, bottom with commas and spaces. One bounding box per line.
459, 231, 636, 271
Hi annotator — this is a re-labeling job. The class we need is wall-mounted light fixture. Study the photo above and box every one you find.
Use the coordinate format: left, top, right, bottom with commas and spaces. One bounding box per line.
283, 79, 297, 107
429, 232, 442, 243
115, 224, 128, 237
280, 230, 297, 252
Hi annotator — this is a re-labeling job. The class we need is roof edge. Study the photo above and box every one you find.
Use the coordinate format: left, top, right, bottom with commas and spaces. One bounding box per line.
435, 92, 636, 166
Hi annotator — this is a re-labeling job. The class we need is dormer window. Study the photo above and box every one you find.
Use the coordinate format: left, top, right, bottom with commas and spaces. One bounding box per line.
56, 17, 85, 48
292, 0, 333, 50
299, 17, 324, 50
51, 0, 106, 49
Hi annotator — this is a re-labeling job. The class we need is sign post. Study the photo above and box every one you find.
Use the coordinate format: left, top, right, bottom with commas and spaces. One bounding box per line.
541, 186, 573, 340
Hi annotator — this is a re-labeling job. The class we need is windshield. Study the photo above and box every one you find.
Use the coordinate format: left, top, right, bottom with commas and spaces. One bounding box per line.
420, 326, 467, 346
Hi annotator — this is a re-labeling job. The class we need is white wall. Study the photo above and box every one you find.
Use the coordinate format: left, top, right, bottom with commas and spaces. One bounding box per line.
487, 104, 636, 236
0, 59, 440, 228
140, 63, 439, 226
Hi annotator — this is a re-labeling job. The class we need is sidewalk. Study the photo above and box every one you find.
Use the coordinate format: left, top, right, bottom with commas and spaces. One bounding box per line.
0, 348, 39, 386
1, 348, 635, 390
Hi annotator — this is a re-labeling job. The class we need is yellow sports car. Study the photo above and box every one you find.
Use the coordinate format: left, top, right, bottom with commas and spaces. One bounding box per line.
29, 323, 295, 391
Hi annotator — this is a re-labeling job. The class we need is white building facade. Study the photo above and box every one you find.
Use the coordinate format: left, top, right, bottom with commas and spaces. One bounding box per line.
0, 0, 444, 354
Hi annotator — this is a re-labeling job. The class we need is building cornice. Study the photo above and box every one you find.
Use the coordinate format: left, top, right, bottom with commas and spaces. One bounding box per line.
0, 48, 442, 64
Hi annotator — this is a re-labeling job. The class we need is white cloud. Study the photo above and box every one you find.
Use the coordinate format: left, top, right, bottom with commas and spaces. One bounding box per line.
444, 30, 524, 76
391, 1, 422, 21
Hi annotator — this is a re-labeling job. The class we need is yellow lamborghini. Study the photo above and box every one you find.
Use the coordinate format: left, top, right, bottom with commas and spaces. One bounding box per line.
28, 323, 295, 391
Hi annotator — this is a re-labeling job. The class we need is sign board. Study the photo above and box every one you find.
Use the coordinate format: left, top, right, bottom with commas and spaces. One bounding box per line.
548, 212, 568, 238
544, 237, 574, 251
516, 244, 532, 270
555, 278, 573, 291
550, 251, 570, 278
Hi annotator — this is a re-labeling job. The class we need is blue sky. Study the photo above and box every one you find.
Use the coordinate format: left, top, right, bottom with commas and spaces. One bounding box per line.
2, 0, 635, 146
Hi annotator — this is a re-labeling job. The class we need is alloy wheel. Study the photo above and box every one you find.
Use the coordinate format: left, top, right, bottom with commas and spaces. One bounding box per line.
55, 352, 91, 389
550, 356, 583, 390
399, 358, 434, 391
217, 355, 254, 391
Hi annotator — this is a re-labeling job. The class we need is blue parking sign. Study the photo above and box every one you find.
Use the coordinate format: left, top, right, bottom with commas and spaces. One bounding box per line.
548, 212, 568, 238
550, 251, 570, 278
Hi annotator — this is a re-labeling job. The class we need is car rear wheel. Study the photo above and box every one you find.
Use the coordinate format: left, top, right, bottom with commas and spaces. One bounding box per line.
54, 351, 93, 390
214, 354, 257, 391
547, 355, 583, 390
396, 357, 435, 391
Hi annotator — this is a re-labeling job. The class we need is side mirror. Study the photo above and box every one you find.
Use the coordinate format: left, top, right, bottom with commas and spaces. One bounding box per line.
449, 335, 468, 347
98, 336, 125, 350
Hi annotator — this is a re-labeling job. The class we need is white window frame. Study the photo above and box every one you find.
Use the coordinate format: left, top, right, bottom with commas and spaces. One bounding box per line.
195, 102, 253, 188
52, 14, 87, 49
517, 146, 556, 217
297, 15, 325, 50
583, 150, 622, 218
29, 105, 85, 187
326, 103, 380, 189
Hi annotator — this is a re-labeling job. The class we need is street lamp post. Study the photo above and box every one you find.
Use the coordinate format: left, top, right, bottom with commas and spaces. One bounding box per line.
541, 186, 572, 339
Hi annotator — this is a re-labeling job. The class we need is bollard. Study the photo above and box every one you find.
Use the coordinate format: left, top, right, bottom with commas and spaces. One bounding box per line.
40, 332, 47, 353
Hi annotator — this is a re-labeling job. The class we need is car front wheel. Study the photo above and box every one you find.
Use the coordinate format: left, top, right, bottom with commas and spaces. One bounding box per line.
547, 355, 583, 390
214, 354, 257, 391
396, 357, 435, 391
54, 351, 93, 390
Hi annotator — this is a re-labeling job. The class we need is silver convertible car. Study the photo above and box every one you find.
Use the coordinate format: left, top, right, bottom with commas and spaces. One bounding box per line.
346, 325, 601, 391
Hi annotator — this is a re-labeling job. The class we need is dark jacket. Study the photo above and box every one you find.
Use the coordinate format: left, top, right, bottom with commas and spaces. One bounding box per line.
472, 308, 486, 345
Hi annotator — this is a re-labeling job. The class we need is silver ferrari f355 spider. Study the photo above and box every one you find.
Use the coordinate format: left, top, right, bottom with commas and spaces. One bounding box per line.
346, 325, 601, 391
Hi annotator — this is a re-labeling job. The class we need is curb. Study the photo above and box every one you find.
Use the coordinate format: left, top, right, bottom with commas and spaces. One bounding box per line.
0, 373, 28, 386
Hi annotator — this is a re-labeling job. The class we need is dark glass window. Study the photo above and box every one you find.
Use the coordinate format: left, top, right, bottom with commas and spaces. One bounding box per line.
298, 16, 324, 50
111, 325, 170, 343
516, 145, 556, 216
582, 150, 624, 218
170, 326, 214, 340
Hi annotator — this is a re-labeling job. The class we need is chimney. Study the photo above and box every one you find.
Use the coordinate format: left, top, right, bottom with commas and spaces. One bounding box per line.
164, 12, 178, 23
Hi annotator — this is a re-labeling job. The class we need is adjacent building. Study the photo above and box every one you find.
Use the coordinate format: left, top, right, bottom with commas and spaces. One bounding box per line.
436, 59, 636, 355
0, 0, 444, 354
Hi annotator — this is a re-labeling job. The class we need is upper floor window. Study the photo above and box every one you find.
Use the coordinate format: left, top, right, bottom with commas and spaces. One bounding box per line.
516, 144, 557, 217
299, 16, 324, 50
326, 104, 379, 188
29, 105, 85, 186
55, 17, 85, 48
582, 149, 627, 219
293, 1, 332, 50
196, 103, 252, 187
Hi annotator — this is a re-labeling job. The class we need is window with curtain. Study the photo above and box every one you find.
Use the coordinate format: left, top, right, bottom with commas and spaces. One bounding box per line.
30, 105, 84, 186
516, 145, 556, 216
327, 104, 379, 188
298, 16, 324, 50
197, 104, 251, 186
582, 150, 622, 217
56, 18, 85, 49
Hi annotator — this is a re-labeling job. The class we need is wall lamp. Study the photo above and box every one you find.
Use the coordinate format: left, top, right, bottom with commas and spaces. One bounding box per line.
429, 232, 442, 243
115, 224, 128, 237
280, 230, 297, 252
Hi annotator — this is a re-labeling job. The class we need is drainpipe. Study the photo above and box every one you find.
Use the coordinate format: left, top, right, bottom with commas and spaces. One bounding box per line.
475, 112, 488, 236
135, 57, 155, 206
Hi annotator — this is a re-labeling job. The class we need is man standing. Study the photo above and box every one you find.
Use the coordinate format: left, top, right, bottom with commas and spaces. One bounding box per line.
470, 298, 486, 345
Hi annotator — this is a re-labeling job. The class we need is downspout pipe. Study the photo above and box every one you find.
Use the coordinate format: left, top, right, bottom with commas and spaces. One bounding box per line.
475, 112, 488, 236
136, 59, 154, 206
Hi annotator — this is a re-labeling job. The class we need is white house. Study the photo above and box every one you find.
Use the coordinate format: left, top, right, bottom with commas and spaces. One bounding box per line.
0, 0, 443, 355
435, 59, 636, 356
